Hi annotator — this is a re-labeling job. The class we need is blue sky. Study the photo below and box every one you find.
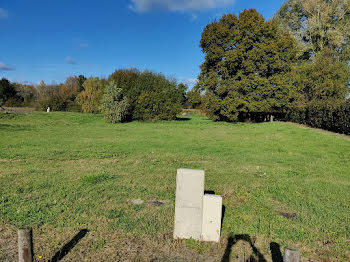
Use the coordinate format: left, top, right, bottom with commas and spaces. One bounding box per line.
0, 0, 285, 87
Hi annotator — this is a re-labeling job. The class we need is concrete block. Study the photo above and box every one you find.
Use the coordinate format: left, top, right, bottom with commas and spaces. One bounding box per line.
174, 168, 205, 240
201, 194, 222, 242
174, 207, 203, 240
175, 168, 204, 208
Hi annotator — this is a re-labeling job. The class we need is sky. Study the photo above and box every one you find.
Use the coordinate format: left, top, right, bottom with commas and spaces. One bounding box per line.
0, 0, 285, 87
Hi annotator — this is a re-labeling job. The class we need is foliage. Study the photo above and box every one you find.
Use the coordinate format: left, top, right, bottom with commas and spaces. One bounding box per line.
0, 78, 16, 107
77, 77, 106, 113
77, 75, 87, 91
12, 83, 37, 106
287, 99, 350, 134
197, 9, 298, 122
36, 82, 66, 111
186, 89, 202, 109
275, 0, 350, 62
60, 76, 84, 112
108, 69, 184, 121
291, 49, 350, 104
100, 81, 131, 123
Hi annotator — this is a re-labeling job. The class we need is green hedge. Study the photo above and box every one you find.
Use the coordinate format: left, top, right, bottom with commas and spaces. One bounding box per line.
287, 100, 350, 135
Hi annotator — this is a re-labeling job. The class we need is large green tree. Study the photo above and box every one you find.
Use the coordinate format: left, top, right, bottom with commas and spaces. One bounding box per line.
77, 77, 107, 113
108, 69, 184, 121
197, 9, 298, 121
0, 78, 16, 107
100, 81, 131, 123
275, 0, 350, 62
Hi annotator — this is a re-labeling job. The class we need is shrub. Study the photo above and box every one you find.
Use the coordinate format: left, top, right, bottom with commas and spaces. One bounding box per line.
108, 69, 184, 121
77, 77, 106, 113
100, 81, 131, 123
36, 84, 67, 111
287, 99, 350, 134
186, 89, 202, 109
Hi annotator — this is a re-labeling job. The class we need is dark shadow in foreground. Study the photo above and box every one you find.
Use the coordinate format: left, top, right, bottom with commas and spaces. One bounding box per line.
221, 234, 267, 262
49, 229, 89, 262
175, 117, 191, 121
270, 242, 283, 262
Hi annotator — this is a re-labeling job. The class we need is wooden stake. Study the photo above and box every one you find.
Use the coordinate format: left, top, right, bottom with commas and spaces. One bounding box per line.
18, 228, 33, 262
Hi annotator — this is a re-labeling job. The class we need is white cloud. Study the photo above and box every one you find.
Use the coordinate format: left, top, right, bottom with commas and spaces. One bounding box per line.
179, 77, 198, 87
0, 8, 8, 19
64, 56, 77, 65
0, 62, 14, 71
129, 0, 235, 13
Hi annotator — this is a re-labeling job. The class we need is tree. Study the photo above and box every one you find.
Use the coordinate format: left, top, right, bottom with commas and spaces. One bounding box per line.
77, 75, 87, 91
12, 83, 37, 106
100, 81, 131, 123
37, 83, 66, 111
275, 0, 350, 62
76, 77, 106, 113
197, 9, 298, 121
60, 76, 81, 101
108, 69, 184, 121
186, 89, 202, 109
0, 78, 16, 107
292, 49, 349, 104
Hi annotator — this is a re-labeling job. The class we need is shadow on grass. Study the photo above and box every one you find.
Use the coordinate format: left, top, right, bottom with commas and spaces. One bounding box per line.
221, 235, 284, 262
175, 117, 191, 121
49, 229, 89, 262
270, 242, 283, 262
221, 234, 267, 262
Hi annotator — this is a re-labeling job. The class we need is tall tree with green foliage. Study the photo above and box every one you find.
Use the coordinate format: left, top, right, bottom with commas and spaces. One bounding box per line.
275, 0, 350, 62
0, 78, 16, 107
108, 69, 184, 121
292, 49, 349, 104
100, 81, 131, 123
77, 77, 106, 113
197, 9, 298, 121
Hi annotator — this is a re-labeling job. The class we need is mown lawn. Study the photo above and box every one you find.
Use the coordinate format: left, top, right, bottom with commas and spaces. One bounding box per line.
0, 111, 349, 261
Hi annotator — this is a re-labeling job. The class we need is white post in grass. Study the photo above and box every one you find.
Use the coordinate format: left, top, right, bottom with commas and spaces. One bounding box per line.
174, 168, 204, 240
201, 194, 222, 242
284, 247, 300, 262
18, 228, 34, 262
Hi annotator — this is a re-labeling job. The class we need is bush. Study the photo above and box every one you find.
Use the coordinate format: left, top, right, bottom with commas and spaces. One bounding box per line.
186, 89, 202, 109
287, 100, 350, 134
76, 77, 106, 113
100, 81, 131, 123
108, 69, 184, 121
36, 84, 67, 111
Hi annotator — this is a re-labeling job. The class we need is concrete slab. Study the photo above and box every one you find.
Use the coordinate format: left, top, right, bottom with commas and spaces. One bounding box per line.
175, 168, 204, 208
174, 168, 205, 240
201, 194, 222, 242
173, 207, 203, 240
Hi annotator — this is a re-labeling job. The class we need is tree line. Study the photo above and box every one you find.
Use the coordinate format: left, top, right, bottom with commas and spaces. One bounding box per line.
1, 0, 349, 133
0, 70, 187, 122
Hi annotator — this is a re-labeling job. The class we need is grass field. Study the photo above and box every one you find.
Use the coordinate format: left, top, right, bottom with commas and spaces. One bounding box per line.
0, 111, 349, 261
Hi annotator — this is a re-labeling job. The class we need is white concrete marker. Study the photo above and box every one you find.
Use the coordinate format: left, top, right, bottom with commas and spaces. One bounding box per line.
174, 168, 204, 240
201, 194, 222, 242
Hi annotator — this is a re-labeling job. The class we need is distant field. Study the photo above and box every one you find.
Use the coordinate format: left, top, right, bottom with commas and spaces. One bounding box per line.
0, 111, 349, 261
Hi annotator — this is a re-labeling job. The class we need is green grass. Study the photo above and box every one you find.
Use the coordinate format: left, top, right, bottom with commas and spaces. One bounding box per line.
0, 111, 349, 261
